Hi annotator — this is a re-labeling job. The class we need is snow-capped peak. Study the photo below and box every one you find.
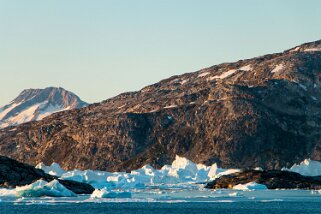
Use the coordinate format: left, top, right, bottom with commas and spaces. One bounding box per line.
0, 87, 88, 129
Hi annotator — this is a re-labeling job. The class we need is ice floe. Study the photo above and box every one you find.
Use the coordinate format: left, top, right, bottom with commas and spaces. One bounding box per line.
91, 188, 132, 198
233, 182, 267, 191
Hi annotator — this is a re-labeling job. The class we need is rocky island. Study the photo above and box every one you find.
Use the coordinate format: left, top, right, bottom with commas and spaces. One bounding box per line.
0, 156, 94, 194
205, 169, 321, 190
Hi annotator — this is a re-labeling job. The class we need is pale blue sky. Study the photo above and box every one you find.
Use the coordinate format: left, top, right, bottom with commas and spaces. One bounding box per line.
1, 0, 321, 105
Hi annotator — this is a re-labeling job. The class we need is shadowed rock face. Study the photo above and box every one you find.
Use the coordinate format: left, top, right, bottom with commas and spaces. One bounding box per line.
205, 170, 321, 190
1, 40, 321, 172
0, 156, 94, 194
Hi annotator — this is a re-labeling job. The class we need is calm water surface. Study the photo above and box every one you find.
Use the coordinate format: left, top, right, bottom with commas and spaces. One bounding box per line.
2, 201, 321, 214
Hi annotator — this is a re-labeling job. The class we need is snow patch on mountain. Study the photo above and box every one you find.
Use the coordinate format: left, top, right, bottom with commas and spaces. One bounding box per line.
198, 72, 210, 78
210, 69, 237, 80
304, 48, 321, 52
271, 64, 285, 73
0, 102, 20, 121
239, 64, 252, 71
164, 104, 178, 109
0, 87, 87, 129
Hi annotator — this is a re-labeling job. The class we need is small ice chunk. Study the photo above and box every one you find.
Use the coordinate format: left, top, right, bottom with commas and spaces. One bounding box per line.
91, 188, 132, 198
254, 167, 263, 171
228, 192, 242, 197
233, 182, 267, 190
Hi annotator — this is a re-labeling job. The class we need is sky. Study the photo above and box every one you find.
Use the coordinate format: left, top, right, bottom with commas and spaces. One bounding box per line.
1, 0, 321, 106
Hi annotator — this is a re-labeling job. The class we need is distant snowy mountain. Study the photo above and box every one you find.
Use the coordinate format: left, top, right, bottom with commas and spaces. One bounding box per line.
0, 87, 88, 128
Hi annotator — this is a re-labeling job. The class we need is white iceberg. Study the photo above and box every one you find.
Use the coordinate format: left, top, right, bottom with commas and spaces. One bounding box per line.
61, 169, 112, 189
91, 188, 132, 198
233, 182, 267, 191
283, 159, 321, 176
36, 162, 66, 177
34, 155, 242, 191
0, 180, 76, 198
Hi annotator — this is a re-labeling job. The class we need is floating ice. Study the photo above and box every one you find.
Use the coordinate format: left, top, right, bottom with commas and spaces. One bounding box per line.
0, 180, 76, 198
91, 188, 132, 198
3, 157, 321, 199
210, 69, 237, 80
233, 182, 267, 191
283, 159, 321, 176
36, 162, 66, 177
35, 155, 237, 191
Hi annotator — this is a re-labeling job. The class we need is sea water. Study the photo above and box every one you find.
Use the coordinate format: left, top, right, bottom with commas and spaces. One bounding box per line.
1, 189, 321, 214
2, 201, 321, 214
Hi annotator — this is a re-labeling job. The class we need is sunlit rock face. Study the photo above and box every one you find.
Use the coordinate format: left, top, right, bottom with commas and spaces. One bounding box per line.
1, 40, 321, 171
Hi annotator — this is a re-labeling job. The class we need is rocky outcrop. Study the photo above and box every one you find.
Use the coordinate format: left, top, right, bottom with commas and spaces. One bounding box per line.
1, 40, 321, 171
205, 169, 321, 190
0, 156, 94, 194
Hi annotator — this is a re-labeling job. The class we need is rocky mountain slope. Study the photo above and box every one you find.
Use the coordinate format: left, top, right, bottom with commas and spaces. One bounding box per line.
1, 40, 321, 171
0, 87, 88, 128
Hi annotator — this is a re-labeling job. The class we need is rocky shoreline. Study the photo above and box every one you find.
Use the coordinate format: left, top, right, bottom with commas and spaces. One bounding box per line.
205, 169, 321, 190
0, 156, 94, 194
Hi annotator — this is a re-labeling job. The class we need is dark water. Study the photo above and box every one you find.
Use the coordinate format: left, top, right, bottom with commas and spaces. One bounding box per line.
2, 202, 321, 214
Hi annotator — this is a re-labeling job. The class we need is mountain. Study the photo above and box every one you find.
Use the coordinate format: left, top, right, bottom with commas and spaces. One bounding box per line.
1, 40, 321, 172
0, 87, 88, 128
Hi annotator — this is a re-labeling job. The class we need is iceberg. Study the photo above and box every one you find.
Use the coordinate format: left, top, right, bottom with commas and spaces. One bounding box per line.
91, 188, 132, 198
34, 155, 241, 191
36, 162, 66, 177
283, 159, 321, 176
0, 180, 76, 198
233, 182, 267, 191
